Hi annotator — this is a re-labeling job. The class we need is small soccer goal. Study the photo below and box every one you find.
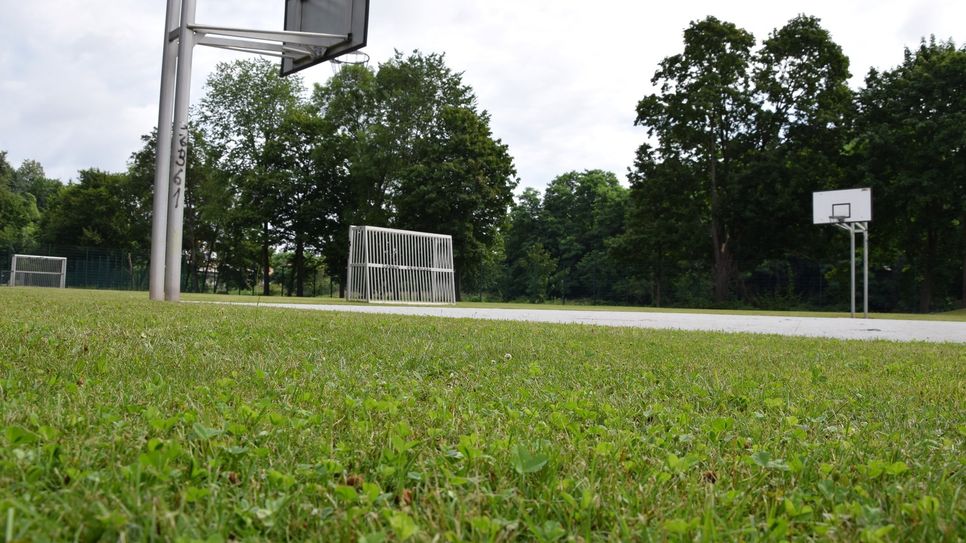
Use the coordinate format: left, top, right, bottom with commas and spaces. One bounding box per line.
346, 225, 456, 304
8, 254, 67, 288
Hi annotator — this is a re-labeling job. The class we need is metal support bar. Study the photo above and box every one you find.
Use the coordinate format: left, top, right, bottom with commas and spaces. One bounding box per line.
832, 221, 870, 318
850, 223, 856, 318
859, 222, 869, 318
149, 0, 182, 301
164, 0, 197, 302
195, 35, 313, 58
188, 24, 347, 47
364, 227, 371, 302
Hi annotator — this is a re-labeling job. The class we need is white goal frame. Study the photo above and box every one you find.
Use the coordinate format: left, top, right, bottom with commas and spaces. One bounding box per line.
9, 254, 67, 288
346, 225, 456, 304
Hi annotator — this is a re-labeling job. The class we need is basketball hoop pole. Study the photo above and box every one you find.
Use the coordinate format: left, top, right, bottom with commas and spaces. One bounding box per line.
163, 0, 197, 301
149, 0, 182, 301
149, 0, 368, 301
850, 223, 855, 317
864, 226, 869, 316
833, 220, 869, 318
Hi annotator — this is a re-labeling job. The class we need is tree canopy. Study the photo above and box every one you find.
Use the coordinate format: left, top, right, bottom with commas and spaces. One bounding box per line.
2, 27, 963, 311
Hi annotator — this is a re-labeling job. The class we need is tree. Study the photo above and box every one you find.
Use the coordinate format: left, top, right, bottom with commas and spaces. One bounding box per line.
630, 15, 854, 307
40, 169, 145, 250
265, 105, 338, 296
394, 105, 517, 298
520, 243, 556, 303
620, 145, 706, 305
856, 39, 966, 310
502, 188, 545, 300
540, 170, 627, 302
635, 17, 757, 303
312, 52, 517, 299
10, 159, 61, 212
311, 63, 379, 296
740, 15, 854, 263
0, 152, 40, 251
198, 58, 304, 295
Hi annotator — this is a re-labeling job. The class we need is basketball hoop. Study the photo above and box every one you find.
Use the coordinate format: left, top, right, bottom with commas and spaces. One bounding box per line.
829, 215, 848, 224
331, 51, 370, 74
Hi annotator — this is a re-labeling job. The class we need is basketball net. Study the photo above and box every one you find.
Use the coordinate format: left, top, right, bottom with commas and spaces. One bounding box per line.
331, 51, 370, 75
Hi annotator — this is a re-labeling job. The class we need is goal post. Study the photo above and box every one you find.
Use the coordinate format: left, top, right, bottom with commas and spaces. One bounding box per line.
346, 225, 456, 304
9, 254, 67, 288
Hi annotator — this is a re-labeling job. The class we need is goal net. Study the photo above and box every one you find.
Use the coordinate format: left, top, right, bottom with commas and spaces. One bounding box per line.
9, 254, 67, 288
346, 225, 456, 304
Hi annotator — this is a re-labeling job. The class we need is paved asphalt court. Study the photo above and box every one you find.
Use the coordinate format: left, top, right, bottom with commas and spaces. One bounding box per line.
212, 302, 966, 343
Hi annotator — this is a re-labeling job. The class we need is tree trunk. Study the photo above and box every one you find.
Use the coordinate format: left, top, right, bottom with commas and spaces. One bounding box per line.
262, 221, 271, 296
918, 228, 936, 312
655, 250, 663, 307
295, 237, 305, 297
454, 271, 462, 302
708, 132, 732, 303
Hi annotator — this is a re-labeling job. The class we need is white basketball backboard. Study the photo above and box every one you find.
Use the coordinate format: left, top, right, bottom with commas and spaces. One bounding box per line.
812, 188, 872, 224
281, 0, 369, 76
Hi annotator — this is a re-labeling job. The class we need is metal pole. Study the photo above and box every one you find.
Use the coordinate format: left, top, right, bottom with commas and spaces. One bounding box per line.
164, 0, 197, 301
364, 227, 371, 302
346, 227, 355, 300
850, 224, 856, 318
149, 0, 182, 300
863, 224, 869, 318
9, 255, 16, 287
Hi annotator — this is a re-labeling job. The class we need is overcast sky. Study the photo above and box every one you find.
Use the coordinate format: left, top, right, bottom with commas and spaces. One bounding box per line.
1, 1, 964, 192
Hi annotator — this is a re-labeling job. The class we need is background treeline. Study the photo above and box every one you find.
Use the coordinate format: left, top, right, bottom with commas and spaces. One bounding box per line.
1, 16, 964, 311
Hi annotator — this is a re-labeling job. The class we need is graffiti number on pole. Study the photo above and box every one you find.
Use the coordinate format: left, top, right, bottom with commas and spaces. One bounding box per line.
172, 124, 188, 208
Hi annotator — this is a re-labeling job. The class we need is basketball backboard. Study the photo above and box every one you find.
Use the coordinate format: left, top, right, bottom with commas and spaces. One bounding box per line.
812, 188, 872, 224
281, 0, 369, 76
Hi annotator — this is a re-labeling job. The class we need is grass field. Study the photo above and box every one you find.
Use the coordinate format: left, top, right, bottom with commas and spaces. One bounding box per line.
180, 292, 966, 323
1, 288, 964, 541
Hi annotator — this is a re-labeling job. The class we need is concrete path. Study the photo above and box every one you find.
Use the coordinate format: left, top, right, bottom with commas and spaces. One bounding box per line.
209, 302, 966, 344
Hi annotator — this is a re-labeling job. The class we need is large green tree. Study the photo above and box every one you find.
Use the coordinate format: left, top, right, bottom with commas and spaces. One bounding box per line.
540, 170, 627, 302
621, 147, 706, 305
265, 105, 340, 296
741, 15, 853, 262
313, 52, 516, 299
10, 159, 61, 213
502, 188, 545, 301
856, 39, 966, 310
631, 15, 854, 306
0, 152, 41, 251
40, 169, 146, 250
394, 105, 516, 298
198, 58, 304, 295
311, 64, 379, 295
635, 16, 757, 302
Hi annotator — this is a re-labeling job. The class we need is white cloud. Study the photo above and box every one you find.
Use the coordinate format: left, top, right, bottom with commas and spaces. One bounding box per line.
1, 0, 963, 189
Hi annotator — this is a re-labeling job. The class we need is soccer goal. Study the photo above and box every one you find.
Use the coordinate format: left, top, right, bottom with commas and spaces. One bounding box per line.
346, 226, 456, 304
9, 255, 67, 288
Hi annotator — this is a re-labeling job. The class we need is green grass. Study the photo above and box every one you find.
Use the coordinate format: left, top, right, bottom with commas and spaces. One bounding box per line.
1, 287, 964, 541
178, 291, 966, 322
